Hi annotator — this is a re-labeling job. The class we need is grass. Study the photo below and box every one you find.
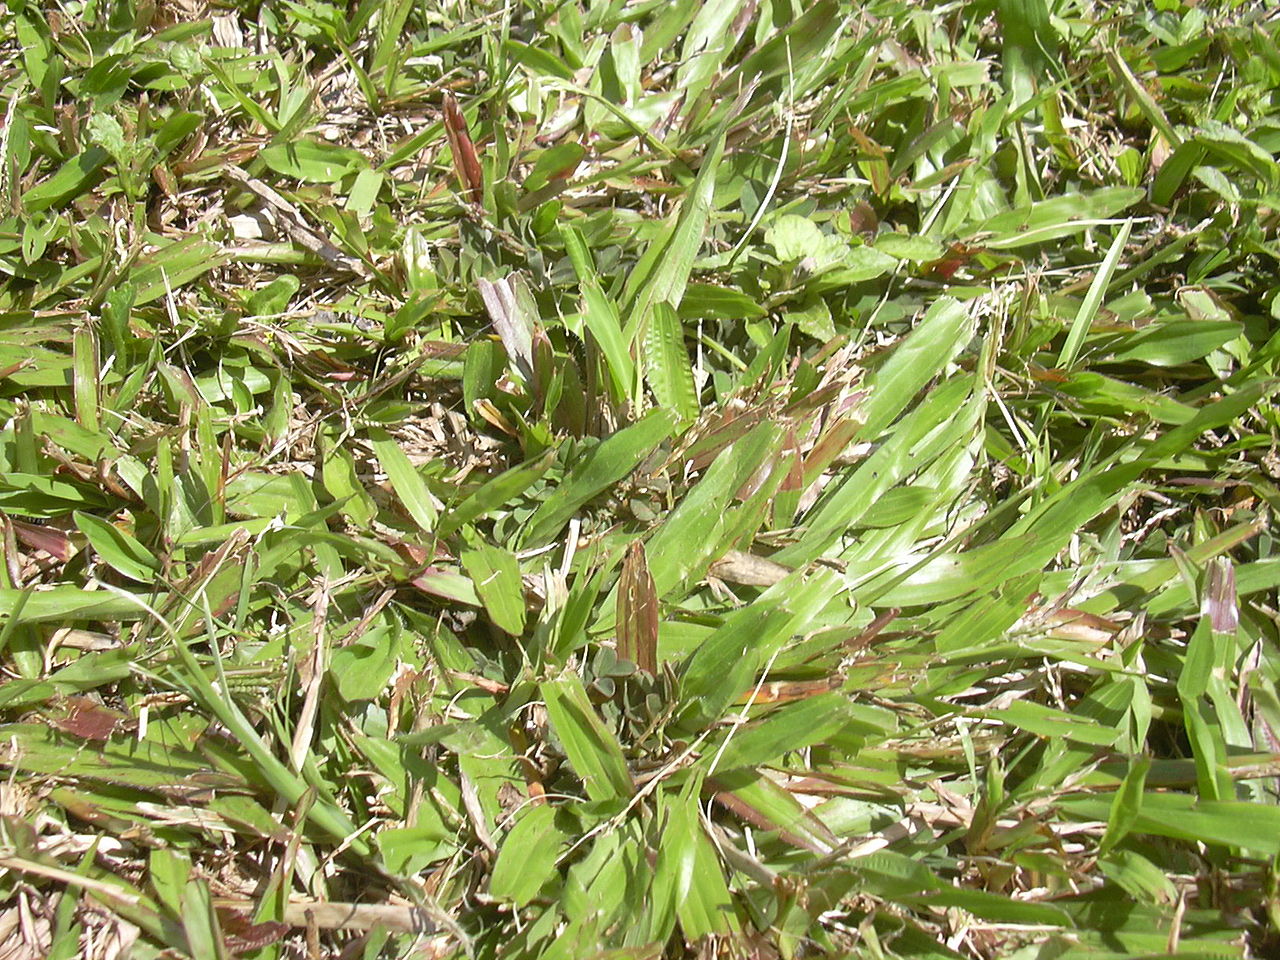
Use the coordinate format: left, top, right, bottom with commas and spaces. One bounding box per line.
2, 0, 1280, 956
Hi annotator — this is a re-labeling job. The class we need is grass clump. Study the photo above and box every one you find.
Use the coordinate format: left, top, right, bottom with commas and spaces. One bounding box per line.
2, 0, 1280, 957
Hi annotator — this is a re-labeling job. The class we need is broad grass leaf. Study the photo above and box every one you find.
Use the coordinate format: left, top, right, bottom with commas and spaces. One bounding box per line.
622, 101, 733, 408
0, 722, 240, 792
489, 805, 565, 906
1098, 850, 1178, 906
72, 326, 99, 432
319, 434, 375, 526
562, 225, 635, 401
259, 140, 366, 182
149, 849, 190, 917
912, 887, 1070, 927
1053, 372, 1196, 424
133, 237, 228, 305
644, 420, 783, 597
1181, 695, 1233, 802
1107, 319, 1242, 366
850, 850, 942, 898
370, 430, 438, 532
679, 604, 794, 729
984, 700, 1121, 747
1058, 793, 1280, 856
164, 629, 369, 854
676, 0, 752, 98
865, 532, 1057, 607
561, 826, 650, 930
524, 142, 585, 191
0, 466, 110, 514
679, 284, 766, 320
1104, 48, 1181, 149
1196, 119, 1280, 186
1151, 141, 1207, 207
504, 39, 576, 80
933, 573, 1038, 654
1057, 218, 1132, 369
773, 376, 972, 570
680, 568, 846, 728
858, 486, 937, 528
858, 297, 973, 440
722, 0, 845, 108
1099, 755, 1150, 855
643, 301, 699, 419
438, 449, 555, 538
22, 147, 109, 212
549, 565, 606, 660
711, 771, 838, 854
970, 187, 1144, 248
0, 342, 74, 390
1177, 617, 1216, 703
522, 409, 678, 547
411, 567, 481, 606
876, 381, 1279, 605
0, 586, 149, 623
179, 878, 228, 960
460, 544, 526, 636
1062, 380, 1273, 498
153, 111, 203, 160
995, 0, 1060, 104
541, 673, 633, 803
74, 511, 160, 583
775, 376, 977, 567
710, 693, 860, 773
651, 789, 738, 941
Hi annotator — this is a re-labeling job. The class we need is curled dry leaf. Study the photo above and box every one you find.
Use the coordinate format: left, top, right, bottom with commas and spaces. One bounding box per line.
709, 549, 791, 588
443, 93, 484, 206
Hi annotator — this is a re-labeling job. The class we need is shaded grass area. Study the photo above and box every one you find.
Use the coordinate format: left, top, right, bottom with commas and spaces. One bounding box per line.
3, 0, 1280, 956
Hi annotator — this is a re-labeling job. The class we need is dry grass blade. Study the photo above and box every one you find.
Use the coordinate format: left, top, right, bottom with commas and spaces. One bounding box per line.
477, 276, 534, 383
213, 900, 437, 933
616, 539, 659, 674
708, 549, 791, 587
222, 165, 368, 275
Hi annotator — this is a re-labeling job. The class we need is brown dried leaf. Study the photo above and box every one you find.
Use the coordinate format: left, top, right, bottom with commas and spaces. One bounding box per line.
215, 910, 290, 952
709, 550, 791, 588
443, 93, 484, 206
617, 540, 659, 674
52, 698, 125, 742
10, 518, 74, 562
